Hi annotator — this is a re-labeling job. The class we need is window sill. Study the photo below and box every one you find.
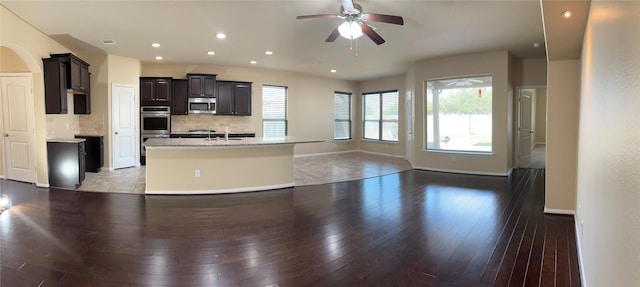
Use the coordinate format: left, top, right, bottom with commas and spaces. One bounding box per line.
424, 149, 494, 157
362, 139, 400, 144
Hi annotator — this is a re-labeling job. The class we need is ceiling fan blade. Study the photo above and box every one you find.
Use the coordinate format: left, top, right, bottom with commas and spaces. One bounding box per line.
341, 0, 358, 14
360, 23, 385, 45
325, 26, 341, 42
362, 13, 404, 25
297, 14, 339, 20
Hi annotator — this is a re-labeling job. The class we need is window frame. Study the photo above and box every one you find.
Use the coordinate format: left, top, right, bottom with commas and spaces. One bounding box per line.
362, 90, 399, 142
334, 91, 352, 140
262, 85, 288, 138
425, 75, 493, 154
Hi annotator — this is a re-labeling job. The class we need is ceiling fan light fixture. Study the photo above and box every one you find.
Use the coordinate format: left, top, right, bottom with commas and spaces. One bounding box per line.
338, 21, 363, 39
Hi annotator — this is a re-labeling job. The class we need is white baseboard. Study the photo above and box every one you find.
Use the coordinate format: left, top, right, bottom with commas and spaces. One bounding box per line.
543, 208, 575, 215
413, 165, 510, 177
294, 149, 407, 160
36, 182, 50, 188
294, 150, 355, 158
145, 182, 294, 195
574, 218, 587, 287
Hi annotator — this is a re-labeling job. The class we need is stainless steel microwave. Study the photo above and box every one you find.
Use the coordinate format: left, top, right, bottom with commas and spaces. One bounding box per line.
188, 98, 216, 114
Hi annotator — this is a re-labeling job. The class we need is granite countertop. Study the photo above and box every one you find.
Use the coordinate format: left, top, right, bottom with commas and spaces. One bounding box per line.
47, 138, 86, 143
144, 136, 325, 148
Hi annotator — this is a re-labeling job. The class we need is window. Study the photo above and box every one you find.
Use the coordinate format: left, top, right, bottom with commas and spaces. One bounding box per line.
426, 76, 492, 153
363, 90, 399, 142
262, 85, 287, 138
334, 92, 352, 140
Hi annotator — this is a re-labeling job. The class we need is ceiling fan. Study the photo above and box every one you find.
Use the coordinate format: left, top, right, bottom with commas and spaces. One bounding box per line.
296, 0, 404, 45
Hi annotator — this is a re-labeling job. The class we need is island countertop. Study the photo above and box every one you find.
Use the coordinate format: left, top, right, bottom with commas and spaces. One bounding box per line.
144, 136, 325, 149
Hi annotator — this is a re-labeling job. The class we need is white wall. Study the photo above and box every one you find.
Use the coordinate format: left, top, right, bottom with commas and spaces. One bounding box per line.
576, 1, 640, 285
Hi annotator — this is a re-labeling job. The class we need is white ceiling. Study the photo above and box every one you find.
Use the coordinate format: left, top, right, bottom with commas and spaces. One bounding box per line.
2, 0, 550, 81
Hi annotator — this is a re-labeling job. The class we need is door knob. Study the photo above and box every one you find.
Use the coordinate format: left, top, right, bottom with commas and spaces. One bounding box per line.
4, 134, 8, 137
115, 132, 119, 135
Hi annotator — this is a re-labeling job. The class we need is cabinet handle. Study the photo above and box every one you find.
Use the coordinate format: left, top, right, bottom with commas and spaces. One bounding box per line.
4, 134, 8, 137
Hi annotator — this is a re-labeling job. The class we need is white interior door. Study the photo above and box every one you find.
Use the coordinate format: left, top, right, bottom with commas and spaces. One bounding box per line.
518, 89, 533, 167
112, 84, 136, 169
1, 75, 36, 183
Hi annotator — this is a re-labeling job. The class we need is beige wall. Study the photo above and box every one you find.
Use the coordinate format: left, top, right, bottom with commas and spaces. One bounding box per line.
513, 57, 548, 86
0, 5, 73, 186
142, 64, 359, 155
545, 60, 580, 212
576, 1, 640, 285
106, 54, 141, 168
412, 51, 513, 175
534, 88, 547, 144
358, 74, 406, 157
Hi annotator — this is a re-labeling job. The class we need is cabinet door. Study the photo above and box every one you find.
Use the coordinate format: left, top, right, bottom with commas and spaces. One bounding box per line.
203, 75, 216, 97
172, 80, 188, 115
216, 82, 233, 115
140, 79, 156, 104
155, 79, 172, 103
80, 64, 90, 92
234, 83, 252, 116
70, 58, 82, 91
189, 76, 203, 97
44, 60, 68, 114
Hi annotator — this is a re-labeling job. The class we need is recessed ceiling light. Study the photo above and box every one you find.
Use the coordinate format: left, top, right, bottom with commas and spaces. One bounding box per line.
561, 11, 573, 18
152, 43, 160, 48
208, 51, 215, 55
102, 40, 116, 45
250, 60, 257, 64
533, 42, 541, 48
216, 33, 226, 39
155, 56, 163, 60
265, 51, 273, 55
330, 69, 337, 73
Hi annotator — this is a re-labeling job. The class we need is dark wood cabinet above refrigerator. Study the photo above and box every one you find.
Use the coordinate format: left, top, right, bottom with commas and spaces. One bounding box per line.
216, 81, 252, 116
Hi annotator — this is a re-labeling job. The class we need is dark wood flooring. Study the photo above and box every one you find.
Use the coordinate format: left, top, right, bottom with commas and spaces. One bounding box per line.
0, 169, 581, 286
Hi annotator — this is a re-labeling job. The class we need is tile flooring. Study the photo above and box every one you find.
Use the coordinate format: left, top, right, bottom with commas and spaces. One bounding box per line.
77, 151, 413, 194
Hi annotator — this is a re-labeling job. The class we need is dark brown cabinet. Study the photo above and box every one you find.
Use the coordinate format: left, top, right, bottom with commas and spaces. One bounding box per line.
74, 135, 104, 173
216, 81, 252, 116
43, 58, 68, 114
50, 53, 90, 93
43, 53, 92, 114
171, 79, 189, 115
188, 74, 216, 98
140, 77, 172, 106
47, 139, 86, 189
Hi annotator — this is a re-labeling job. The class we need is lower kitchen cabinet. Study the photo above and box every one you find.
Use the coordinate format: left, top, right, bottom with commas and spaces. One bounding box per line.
47, 139, 86, 189
75, 135, 104, 172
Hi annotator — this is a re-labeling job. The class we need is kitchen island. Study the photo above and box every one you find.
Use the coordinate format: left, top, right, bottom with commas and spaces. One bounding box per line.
143, 137, 324, 195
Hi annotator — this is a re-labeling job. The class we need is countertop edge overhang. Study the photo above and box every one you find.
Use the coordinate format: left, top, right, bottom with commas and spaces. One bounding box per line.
144, 136, 326, 149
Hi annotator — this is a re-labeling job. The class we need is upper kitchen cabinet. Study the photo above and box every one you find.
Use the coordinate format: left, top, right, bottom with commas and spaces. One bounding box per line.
188, 74, 216, 98
216, 81, 252, 116
50, 53, 90, 93
140, 77, 172, 106
43, 58, 68, 114
43, 53, 92, 114
171, 79, 188, 115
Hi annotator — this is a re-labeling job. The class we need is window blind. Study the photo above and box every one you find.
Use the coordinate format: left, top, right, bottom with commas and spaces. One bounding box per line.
262, 85, 287, 138
334, 92, 352, 140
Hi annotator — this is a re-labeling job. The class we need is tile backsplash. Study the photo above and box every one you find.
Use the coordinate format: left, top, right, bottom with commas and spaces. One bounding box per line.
171, 115, 252, 133
75, 114, 105, 136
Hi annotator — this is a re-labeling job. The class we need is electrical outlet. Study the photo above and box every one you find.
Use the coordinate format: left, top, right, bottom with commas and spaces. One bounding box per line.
195, 169, 201, 177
